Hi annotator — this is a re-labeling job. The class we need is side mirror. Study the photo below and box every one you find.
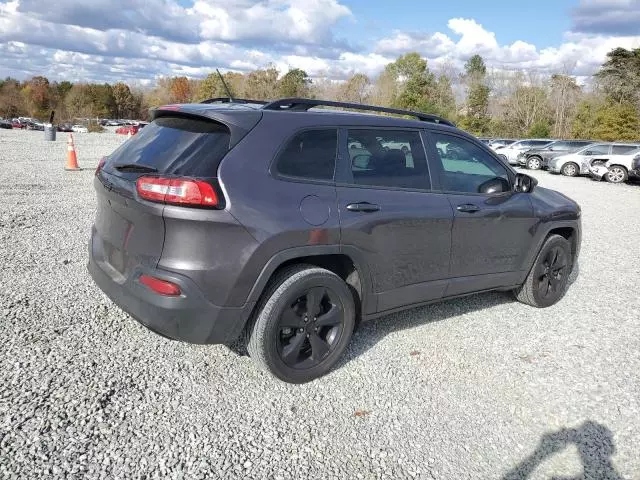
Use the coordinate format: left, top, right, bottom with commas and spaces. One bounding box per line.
514, 173, 537, 193
584, 151, 593, 155
478, 177, 511, 194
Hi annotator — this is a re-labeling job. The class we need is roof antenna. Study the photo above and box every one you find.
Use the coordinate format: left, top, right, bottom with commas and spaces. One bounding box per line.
216, 69, 234, 102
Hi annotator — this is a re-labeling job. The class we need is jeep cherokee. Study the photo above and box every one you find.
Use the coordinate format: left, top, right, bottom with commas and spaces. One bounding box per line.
89, 97, 581, 383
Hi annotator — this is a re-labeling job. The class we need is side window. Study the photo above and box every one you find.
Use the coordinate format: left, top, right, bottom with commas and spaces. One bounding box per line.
346, 129, 430, 190
275, 129, 337, 180
612, 145, 639, 154
584, 144, 610, 155
431, 132, 510, 194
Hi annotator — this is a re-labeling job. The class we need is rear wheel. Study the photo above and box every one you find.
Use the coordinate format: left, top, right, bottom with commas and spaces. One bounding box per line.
527, 156, 542, 170
514, 235, 572, 308
246, 265, 355, 383
561, 162, 579, 177
605, 165, 628, 184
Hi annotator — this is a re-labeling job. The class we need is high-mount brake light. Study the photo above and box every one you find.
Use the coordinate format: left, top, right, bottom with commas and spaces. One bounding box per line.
136, 176, 219, 207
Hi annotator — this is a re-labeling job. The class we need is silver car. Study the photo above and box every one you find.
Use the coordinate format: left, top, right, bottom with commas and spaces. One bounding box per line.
548, 143, 640, 176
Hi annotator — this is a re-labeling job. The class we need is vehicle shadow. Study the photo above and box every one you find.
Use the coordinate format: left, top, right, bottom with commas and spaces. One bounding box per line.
502, 421, 624, 480
340, 290, 513, 365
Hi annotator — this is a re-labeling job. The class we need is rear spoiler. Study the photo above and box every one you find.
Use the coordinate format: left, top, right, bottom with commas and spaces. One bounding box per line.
150, 104, 263, 147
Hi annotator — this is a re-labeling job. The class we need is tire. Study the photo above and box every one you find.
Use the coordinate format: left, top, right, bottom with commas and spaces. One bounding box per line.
526, 156, 543, 170
514, 235, 572, 308
246, 265, 355, 383
605, 165, 628, 184
561, 162, 579, 177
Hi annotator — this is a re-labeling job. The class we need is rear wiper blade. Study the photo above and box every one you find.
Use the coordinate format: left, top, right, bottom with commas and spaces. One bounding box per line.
113, 163, 158, 173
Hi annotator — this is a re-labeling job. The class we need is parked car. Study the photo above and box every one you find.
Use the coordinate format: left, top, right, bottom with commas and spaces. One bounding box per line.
57, 123, 73, 132
116, 125, 139, 135
489, 139, 517, 150
72, 125, 89, 133
517, 140, 595, 170
11, 120, 26, 129
89, 98, 581, 383
0, 119, 12, 129
589, 148, 640, 183
548, 142, 640, 177
496, 139, 555, 165
27, 121, 44, 131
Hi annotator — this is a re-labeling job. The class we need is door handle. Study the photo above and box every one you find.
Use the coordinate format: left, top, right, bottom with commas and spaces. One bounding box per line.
456, 204, 480, 213
346, 202, 380, 213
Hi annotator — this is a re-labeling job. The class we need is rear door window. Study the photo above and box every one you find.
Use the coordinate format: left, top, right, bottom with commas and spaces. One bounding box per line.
584, 144, 610, 155
105, 116, 231, 178
345, 129, 430, 190
275, 129, 337, 181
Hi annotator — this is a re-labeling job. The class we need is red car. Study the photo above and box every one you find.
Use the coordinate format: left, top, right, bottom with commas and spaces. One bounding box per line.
12, 121, 26, 129
116, 125, 140, 136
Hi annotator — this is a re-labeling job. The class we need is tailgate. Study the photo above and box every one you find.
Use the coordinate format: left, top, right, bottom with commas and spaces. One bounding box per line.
92, 172, 165, 282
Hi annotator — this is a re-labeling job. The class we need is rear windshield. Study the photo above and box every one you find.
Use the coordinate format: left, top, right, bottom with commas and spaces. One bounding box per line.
106, 116, 230, 177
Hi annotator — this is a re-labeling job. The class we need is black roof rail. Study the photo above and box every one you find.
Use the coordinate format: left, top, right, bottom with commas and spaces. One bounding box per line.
200, 97, 268, 105
262, 97, 456, 127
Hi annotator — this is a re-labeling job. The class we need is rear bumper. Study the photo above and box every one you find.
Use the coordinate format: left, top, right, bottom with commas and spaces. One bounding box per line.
88, 235, 252, 345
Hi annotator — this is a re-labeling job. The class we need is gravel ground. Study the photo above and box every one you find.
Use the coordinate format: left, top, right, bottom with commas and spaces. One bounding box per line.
1, 128, 639, 480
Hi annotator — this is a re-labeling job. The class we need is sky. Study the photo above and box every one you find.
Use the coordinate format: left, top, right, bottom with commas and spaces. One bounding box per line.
0, 0, 639, 85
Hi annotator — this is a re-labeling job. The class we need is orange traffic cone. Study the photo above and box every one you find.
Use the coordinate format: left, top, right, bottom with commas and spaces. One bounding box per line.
65, 133, 81, 171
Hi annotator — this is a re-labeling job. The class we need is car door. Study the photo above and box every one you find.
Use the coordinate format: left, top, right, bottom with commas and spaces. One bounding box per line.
336, 127, 453, 314
425, 131, 537, 296
578, 144, 611, 173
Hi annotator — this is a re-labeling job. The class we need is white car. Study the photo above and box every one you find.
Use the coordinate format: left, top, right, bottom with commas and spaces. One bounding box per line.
494, 139, 553, 165
72, 125, 89, 133
548, 142, 640, 177
589, 148, 640, 184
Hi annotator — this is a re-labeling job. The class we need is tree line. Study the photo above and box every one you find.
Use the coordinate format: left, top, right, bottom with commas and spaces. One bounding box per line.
1, 47, 639, 141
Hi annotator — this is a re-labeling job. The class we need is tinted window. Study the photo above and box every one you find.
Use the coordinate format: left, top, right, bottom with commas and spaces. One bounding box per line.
570, 141, 591, 148
549, 141, 573, 150
612, 145, 640, 154
432, 133, 510, 194
276, 129, 337, 180
106, 116, 230, 178
530, 140, 552, 147
583, 144, 609, 155
346, 129, 430, 190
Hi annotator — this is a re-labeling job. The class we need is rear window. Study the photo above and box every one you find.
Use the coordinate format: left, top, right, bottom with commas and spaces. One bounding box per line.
106, 116, 230, 177
612, 145, 640, 154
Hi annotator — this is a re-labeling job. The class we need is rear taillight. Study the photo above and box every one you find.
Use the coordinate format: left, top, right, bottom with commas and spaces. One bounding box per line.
139, 274, 181, 296
136, 176, 220, 207
96, 157, 106, 176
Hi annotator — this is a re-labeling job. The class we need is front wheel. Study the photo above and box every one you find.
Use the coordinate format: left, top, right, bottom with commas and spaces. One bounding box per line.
605, 165, 628, 184
246, 265, 355, 383
527, 156, 542, 170
561, 162, 579, 177
514, 235, 572, 308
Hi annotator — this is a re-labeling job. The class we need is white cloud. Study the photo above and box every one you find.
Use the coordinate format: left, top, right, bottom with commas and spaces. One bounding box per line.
374, 17, 640, 75
1, 1, 639, 85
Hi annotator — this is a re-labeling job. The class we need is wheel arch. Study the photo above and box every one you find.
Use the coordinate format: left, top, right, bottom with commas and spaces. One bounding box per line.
245, 246, 374, 318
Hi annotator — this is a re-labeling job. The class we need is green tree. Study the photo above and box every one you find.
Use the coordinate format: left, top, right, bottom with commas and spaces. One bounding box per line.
572, 98, 603, 139
196, 71, 241, 101
278, 68, 311, 97
462, 55, 490, 135
528, 120, 551, 138
385, 53, 438, 113
112, 82, 136, 118
593, 103, 639, 141
337, 73, 370, 103
243, 66, 279, 100
596, 47, 640, 106
465, 55, 487, 79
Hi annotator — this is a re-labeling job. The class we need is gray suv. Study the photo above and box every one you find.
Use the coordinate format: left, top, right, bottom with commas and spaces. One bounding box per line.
89, 98, 582, 383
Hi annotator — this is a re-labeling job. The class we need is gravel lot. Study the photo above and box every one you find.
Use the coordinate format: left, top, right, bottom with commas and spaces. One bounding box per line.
1, 128, 639, 480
